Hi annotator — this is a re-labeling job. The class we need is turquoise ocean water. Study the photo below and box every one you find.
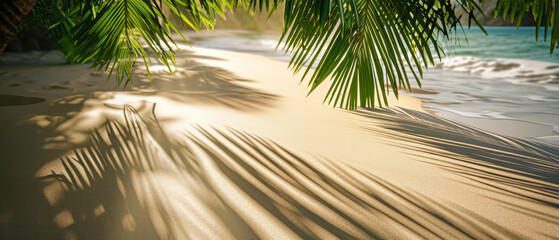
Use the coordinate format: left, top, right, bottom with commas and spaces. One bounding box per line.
192, 27, 559, 139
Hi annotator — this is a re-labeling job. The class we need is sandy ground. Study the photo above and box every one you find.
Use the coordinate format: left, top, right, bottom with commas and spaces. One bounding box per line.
1, 46, 558, 239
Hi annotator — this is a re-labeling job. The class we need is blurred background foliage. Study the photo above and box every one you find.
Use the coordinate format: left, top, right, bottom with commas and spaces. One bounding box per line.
162, 3, 284, 31
6, 2, 283, 54
213, 4, 283, 31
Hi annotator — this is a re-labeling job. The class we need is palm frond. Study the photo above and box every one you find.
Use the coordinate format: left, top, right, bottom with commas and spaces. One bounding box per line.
66, 0, 233, 86
27, 0, 558, 108
279, 0, 485, 109
29, 0, 238, 86
494, 0, 559, 53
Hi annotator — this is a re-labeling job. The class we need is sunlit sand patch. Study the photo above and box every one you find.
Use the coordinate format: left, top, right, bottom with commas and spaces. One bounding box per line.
24, 115, 64, 128
54, 95, 86, 105
142, 64, 176, 74
133, 171, 238, 239
53, 210, 73, 229
42, 180, 64, 207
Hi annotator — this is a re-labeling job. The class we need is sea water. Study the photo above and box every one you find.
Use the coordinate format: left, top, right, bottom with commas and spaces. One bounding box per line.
191, 27, 559, 141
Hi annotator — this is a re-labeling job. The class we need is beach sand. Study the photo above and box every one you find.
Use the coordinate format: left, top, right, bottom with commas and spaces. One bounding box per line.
0, 46, 558, 239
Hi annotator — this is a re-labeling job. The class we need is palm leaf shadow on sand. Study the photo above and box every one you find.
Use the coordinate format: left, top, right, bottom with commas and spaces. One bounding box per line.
42, 106, 522, 239
131, 52, 279, 112
353, 107, 559, 210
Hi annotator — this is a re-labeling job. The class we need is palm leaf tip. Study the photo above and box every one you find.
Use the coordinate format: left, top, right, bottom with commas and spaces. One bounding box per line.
281, 0, 489, 109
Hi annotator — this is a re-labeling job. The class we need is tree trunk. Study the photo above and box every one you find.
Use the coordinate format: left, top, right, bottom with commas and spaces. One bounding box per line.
0, 0, 38, 55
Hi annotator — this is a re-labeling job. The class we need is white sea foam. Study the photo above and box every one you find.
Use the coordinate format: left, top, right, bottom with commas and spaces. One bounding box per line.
436, 107, 515, 120
435, 56, 559, 91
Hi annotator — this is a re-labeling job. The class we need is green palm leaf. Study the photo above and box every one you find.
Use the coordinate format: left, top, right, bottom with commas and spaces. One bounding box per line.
279, 0, 483, 109
66, 0, 222, 86
25, 0, 558, 108
494, 0, 559, 53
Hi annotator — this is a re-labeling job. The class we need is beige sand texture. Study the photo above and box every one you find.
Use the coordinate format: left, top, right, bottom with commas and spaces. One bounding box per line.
0, 46, 558, 239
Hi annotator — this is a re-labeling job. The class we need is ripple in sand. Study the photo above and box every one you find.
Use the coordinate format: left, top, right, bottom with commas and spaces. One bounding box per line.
0, 95, 45, 106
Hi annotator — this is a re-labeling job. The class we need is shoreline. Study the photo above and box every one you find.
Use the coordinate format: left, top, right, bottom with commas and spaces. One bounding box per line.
1, 49, 558, 144
180, 30, 559, 142
429, 107, 559, 139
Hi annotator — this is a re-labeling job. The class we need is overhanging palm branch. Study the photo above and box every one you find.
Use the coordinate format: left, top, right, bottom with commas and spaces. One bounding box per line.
280, 0, 479, 109
494, 0, 559, 53
18, 0, 559, 108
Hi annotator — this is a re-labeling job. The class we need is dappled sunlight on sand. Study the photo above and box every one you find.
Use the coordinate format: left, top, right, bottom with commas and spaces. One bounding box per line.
10, 49, 279, 153
0, 48, 282, 239
353, 107, 559, 231
1, 46, 558, 239
36, 106, 529, 239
